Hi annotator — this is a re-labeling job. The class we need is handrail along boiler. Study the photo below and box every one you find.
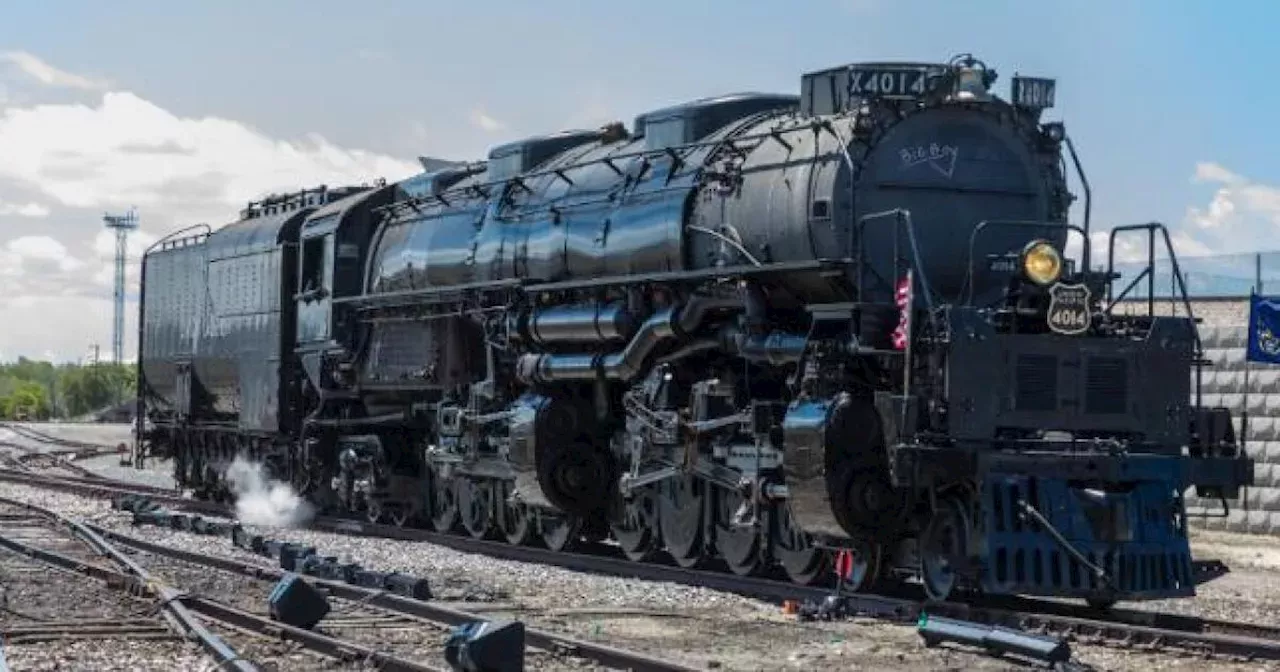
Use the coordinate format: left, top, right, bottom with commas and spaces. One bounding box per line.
135, 53, 1252, 607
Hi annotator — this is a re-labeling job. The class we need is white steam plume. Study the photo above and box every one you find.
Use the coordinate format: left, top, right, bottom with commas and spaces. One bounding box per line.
223, 456, 315, 528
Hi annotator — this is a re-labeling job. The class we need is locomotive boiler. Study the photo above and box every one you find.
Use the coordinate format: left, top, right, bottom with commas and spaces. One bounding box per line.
137, 53, 1253, 607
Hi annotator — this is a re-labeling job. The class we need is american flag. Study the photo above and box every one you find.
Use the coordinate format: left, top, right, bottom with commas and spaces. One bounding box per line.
891, 272, 912, 350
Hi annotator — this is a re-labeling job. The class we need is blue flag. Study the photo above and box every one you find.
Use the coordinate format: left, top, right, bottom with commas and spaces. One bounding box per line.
1246, 293, 1280, 363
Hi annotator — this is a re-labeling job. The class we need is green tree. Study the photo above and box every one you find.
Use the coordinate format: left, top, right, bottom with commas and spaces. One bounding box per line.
59, 363, 136, 418
1, 380, 50, 420
0, 356, 138, 420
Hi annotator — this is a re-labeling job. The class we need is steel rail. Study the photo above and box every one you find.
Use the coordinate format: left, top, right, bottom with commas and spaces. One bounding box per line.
0, 499, 258, 672
0, 423, 115, 452
0, 496, 446, 672
0, 441, 105, 480
0, 422, 121, 480
85, 522, 699, 672
6, 468, 1280, 662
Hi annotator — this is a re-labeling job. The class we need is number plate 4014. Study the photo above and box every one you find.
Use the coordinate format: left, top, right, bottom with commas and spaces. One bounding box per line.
1046, 282, 1091, 335
847, 68, 928, 99
1011, 76, 1056, 110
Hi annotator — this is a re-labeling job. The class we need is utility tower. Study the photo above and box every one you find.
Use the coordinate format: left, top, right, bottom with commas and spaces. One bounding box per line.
103, 209, 138, 364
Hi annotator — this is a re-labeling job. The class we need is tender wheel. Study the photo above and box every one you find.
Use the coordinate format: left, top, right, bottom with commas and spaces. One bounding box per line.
920, 497, 970, 603
610, 490, 659, 562
773, 505, 826, 585
540, 512, 581, 552
389, 507, 411, 528
659, 476, 706, 569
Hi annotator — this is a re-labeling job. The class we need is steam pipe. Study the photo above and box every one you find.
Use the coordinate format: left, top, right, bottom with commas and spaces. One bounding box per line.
522, 302, 635, 345
516, 295, 741, 384
721, 327, 807, 365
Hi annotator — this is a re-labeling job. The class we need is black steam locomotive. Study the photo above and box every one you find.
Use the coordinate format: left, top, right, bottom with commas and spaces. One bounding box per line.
137, 54, 1253, 606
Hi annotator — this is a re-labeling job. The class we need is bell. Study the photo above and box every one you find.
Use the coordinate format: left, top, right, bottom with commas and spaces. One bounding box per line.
952, 67, 992, 102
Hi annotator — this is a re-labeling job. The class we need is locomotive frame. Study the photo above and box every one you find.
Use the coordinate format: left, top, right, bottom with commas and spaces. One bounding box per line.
135, 54, 1254, 607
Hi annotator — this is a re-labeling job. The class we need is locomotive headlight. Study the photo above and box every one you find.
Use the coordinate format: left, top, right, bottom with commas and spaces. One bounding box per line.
1020, 240, 1063, 286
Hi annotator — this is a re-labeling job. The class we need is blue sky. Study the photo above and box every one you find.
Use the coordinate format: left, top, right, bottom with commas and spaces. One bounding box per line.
0, 0, 1277, 360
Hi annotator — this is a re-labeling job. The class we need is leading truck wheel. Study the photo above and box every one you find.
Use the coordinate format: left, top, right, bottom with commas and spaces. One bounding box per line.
920, 497, 970, 603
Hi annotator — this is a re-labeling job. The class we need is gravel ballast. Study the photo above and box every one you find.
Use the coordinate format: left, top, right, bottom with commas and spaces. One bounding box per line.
4, 483, 1280, 670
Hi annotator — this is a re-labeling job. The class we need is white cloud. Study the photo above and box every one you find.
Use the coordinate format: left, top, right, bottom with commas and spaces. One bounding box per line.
469, 108, 507, 133
9, 235, 68, 261
0, 293, 118, 364
92, 227, 158, 261
0, 200, 49, 217
0, 91, 419, 224
1, 51, 110, 91
89, 228, 159, 290
5, 235, 82, 272
1193, 162, 1244, 185
0, 52, 423, 362
1079, 163, 1274, 268
1184, 162, 1280, 247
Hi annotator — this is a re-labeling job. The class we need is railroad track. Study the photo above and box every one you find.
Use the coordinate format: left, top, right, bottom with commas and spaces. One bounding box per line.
0, 422, 122, 480
5, 467, 1280, 664
0, 498, 274, 671
0, 422, 119, 453
0, 493, 697, 671
0, 441, 106, 481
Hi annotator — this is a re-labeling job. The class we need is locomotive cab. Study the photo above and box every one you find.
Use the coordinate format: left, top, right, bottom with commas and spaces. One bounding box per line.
295, 184, 388, 350
297, 218, 336, 344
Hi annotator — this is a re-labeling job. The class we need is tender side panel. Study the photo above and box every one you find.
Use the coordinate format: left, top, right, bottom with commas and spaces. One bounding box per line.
203, 247, 285, 430
141, 242, 208, 415
196, 212, 305, 432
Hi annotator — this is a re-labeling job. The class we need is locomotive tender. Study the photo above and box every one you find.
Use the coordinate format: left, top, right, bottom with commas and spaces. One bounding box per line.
137, 54, 1253, 606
